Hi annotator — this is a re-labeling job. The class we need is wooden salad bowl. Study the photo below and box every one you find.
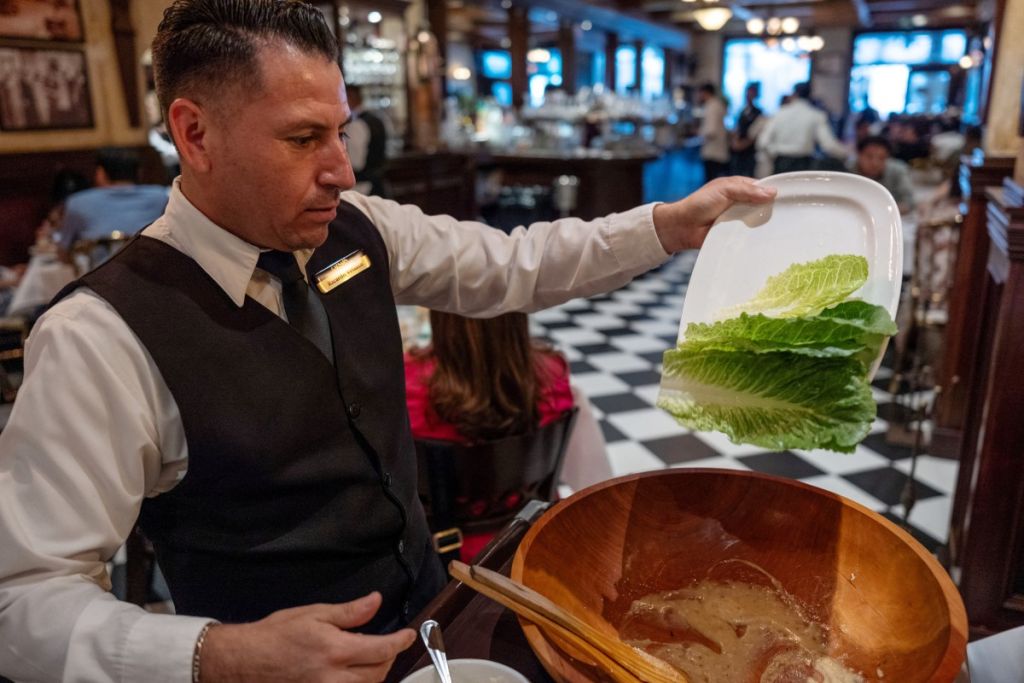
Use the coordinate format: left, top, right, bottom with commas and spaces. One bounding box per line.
510, 469, 967, 682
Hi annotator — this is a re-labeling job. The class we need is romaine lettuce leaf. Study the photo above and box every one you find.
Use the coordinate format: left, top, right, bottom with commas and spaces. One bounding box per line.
657, 348, 875, 453
717, 255, 870, 319
682, 300, 897, 370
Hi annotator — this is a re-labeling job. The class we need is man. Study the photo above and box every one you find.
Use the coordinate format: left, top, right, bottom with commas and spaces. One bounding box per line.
345, 84, 389, 197
0, 2, 774, 682
757, 82, 848, 174
730, 82, 764, 178
696, 82, 729, 181
57, 146, 170, 252
848, 135, 916, 213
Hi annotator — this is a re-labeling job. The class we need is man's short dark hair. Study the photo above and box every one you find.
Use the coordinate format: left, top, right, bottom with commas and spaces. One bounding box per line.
97, 147, 141, 182
151, 0, 338, 127
793, 82, 811, 100
699, 82, 716, 96
857, 135, 892, 154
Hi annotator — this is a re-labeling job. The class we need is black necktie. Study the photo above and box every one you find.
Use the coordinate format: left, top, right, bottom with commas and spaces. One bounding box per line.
256, 251, 334, 364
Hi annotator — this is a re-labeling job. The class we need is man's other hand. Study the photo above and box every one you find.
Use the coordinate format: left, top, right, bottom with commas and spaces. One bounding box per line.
199, 592, 416, 683
653, 176, 777, 253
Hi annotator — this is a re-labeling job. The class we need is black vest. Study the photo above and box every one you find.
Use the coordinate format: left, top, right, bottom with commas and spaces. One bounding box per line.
52, 202, 444, 630
354, 110, 388, 196
736, 105, 763, 160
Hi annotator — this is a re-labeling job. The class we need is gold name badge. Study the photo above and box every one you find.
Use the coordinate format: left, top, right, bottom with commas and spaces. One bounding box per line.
314, 250, 371, 293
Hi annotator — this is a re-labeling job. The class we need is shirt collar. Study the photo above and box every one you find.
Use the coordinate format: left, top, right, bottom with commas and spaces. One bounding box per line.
142, 178, 262, 307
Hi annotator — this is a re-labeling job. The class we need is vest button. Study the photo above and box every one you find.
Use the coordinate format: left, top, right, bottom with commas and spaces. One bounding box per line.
347, 402, 362, 419
397, 539, 405, 554
383, 472, 393, 487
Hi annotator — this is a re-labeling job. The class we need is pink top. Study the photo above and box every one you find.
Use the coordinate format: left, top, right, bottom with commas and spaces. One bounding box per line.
403, 352, 574, 443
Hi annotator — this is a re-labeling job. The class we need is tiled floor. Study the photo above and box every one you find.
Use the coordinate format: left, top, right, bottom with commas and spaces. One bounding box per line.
535, 250, 956, 554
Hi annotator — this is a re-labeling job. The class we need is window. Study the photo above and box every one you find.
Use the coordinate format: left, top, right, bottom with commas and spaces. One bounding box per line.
616, 45, 636, 94
722, 39, 811, 126
641, 46, 664, 99
849, 29, 967, 119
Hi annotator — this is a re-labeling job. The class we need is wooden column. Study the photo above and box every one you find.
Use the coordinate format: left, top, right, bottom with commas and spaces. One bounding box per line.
558, 21, 577, 95
604, 32, 618, 91
951, 178, 1024, 637
426, 0, 448, 97
509, 5, 529, 109
663, 49, 674, 96
633, 40, 644, 94
931, 153, 1015, 457
108, 0, 140, 128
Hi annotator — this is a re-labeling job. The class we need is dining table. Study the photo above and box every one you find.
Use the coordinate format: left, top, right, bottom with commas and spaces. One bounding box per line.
6, 252, 76, 317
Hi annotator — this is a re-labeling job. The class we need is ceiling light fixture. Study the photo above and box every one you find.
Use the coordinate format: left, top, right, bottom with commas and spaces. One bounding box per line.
781, 17, 800, 34
911, 14, 928, 26
580, 19, 593, 31
367, 11, 382, 23
746, 17, 765, 34
692, 6, 733, 31
766, 17, 782, 35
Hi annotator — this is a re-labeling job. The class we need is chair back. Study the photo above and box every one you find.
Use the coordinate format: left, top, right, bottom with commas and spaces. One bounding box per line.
415, 408, 578, 536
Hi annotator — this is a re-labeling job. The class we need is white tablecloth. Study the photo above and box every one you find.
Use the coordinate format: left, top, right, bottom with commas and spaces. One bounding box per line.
7, 255, 76, 317
965, 625, 1024, 683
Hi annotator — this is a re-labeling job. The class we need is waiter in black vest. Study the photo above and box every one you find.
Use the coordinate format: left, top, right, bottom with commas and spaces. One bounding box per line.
0, 1, 775, 682
345, 84, 389, 197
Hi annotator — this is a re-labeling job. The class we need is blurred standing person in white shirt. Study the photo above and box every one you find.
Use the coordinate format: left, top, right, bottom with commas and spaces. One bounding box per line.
697, 83, 729, 181
757, 82, 848, 174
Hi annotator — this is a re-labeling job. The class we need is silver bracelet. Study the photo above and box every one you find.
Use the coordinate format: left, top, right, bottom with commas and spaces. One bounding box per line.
192, 622, 215, 683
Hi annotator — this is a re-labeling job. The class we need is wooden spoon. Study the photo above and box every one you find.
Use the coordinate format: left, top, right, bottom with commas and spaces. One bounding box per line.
448, 560, 687, 683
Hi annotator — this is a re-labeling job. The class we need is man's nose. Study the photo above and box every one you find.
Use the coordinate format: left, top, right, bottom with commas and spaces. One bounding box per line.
318, 135, 356, 191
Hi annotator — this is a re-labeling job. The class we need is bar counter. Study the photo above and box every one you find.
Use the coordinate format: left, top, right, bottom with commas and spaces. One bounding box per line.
477, 149, 659, 221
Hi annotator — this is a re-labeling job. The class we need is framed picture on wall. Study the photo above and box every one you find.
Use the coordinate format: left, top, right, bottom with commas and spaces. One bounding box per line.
0, 46, 93, 131
0, 0, 84, 41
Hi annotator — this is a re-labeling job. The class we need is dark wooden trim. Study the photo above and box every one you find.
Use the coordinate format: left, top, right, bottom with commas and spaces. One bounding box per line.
933, 154, 1015, 436
108, 0, 140, 128
426, 0, 448, 97
633, 39, 643, 93
509, 5, 529, 109
981, 0, 1007, 126
558, 21, 577, 95
604, 31, 618, 91
953, 178, 1024, 636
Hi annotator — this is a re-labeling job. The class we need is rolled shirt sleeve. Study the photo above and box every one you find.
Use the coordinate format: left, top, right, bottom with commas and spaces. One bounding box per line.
340, 193, 671, 316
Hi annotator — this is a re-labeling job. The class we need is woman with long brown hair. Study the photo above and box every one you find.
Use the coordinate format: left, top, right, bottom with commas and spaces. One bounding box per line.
404, 310, 572, 444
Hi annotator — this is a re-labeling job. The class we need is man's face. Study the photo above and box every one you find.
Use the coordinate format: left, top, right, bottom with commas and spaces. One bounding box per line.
200, 42, 355, 251
858, 144, 888, 179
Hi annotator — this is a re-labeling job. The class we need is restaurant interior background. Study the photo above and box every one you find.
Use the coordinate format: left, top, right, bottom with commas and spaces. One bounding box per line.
1, 0, 1023, 654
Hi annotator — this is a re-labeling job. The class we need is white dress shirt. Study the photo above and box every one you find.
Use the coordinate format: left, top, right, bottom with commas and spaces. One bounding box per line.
345, 113, 372, 195
698, 97, 729, 163
757, 98, 848, 160
0, 180, 669, 683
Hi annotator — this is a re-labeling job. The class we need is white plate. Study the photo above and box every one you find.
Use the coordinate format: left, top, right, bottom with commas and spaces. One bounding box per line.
399, 658, 531, 683
678, 171, 903, 340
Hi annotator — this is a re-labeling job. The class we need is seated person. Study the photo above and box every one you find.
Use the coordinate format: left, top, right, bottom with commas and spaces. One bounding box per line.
57, 147, 170, 254
848, 136, 915, 214
405, 310, 573, 443
404, 310, 579, 560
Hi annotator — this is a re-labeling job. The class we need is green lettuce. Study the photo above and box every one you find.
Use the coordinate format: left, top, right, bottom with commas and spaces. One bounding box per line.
659, 348, 875, 453
717, 255, 869, 319
657, 255, 895, 453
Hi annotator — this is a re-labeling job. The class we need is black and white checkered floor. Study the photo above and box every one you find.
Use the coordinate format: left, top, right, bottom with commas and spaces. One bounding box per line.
533, 250, 957, 555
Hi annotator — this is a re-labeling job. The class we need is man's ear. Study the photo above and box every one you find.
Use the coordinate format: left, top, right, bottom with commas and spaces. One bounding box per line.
167, 97, 213, 174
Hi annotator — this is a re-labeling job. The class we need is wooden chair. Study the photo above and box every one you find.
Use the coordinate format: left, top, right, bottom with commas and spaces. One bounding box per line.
414, 408, 578, 563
